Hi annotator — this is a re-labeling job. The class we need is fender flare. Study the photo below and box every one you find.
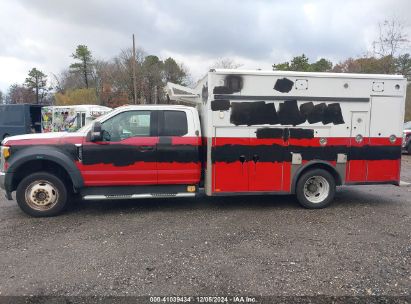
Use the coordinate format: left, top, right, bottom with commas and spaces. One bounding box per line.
5, 146, 84, 192
290, 160, 342, 194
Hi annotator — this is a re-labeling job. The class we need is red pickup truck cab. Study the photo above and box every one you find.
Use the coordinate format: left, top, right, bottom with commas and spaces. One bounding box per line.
0, 105, 202, 216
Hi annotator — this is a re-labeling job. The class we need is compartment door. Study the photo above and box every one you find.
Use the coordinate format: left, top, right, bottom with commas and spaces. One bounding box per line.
213, 128, 249, 192
367, 96, 403, 181
248, 128, 284, 192
347, 111, 368, 182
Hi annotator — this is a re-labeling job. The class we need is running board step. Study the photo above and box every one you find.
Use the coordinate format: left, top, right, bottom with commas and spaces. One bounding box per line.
82, 193, 195, 200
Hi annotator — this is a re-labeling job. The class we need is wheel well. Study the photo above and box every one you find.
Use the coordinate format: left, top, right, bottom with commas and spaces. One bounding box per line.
293, 162, 342, 192
11, 160, 73, 193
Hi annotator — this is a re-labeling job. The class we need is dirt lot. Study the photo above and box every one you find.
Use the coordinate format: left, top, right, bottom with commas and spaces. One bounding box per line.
0, 157, 410, 299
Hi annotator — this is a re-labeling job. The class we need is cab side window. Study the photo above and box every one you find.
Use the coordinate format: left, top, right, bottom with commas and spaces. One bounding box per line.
101, 111, 152, 141
160, 111, 188, 136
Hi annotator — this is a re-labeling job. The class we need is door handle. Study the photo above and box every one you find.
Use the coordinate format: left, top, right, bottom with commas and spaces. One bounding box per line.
252, 154, 259, 163
139, 145, 154, 151
239, 155, 246, 163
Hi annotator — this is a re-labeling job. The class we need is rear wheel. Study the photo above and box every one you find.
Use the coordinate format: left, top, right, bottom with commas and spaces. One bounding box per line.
16, 172, 68, 217
407, 144, 411, 155
296, 169, 335, 209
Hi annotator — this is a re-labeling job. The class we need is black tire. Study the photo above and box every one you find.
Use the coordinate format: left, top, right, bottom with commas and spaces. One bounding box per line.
16, 172, 68, 217
295, 168, 336, 209
407, 144, 411, 155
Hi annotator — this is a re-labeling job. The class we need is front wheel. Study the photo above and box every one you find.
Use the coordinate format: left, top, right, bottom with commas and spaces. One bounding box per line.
296, 169, 336, 209
16, 172, 68, 217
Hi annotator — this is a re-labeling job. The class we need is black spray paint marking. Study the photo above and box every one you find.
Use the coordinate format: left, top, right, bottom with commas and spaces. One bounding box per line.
289, 128, 315, 139
255, 128, 314, 139
202, 84, 208, 102
10, 144, 79, 162
255, 128, 284, 139
274, 78, 294, 93
225, 75, 243, 93
81, 143, 200, 166
229, 100, 345, 126
299, 102, 314, 120
323, 103, 344, 125
211, 100, 231, 111
212, 144, 401, 163
213, 86, 234, 94
278, 100, 306, 125
212, 75, 243, 95
307, 103, 327, 124
230, 101, 278, 126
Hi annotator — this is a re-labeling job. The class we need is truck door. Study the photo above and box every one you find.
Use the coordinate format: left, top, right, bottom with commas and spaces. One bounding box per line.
347, 111, 369, 181
367, 96, 403, 181
248, 127, 284, 191
80, 110, 158, 186
156, 110, 201, 185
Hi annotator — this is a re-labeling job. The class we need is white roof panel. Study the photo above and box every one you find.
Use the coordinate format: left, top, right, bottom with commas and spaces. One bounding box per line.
212, 69, 405, 80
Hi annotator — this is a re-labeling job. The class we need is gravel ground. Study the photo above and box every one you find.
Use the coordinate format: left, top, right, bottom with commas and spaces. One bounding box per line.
0, 157, 410, 298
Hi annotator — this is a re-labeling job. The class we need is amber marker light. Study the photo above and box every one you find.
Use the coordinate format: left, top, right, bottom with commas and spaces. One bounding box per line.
187, 185, 196, 192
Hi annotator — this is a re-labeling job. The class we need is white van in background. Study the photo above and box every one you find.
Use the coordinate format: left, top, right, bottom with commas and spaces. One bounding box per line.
41, 105, 111, 133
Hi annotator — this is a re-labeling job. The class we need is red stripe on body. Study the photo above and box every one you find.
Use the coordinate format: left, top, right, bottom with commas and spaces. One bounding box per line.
157, 162, 201, 185
212, 137, 401, 193
170, 136, 202, 145
83, 136, 159, 146
77, 161, 157, 186
78, 162, 201, 187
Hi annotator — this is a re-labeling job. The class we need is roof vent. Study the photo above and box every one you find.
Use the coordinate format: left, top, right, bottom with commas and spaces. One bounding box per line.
295, 79, 308, 90
372, 81, 384, 92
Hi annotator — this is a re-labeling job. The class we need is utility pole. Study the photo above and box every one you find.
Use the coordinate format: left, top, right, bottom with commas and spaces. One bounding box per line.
132, 34, 137, 104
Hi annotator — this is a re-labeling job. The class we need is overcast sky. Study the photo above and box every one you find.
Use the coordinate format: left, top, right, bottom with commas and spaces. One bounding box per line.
0, 0, 410, 92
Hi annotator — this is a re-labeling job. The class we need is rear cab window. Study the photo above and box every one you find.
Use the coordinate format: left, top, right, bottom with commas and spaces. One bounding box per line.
160, 110, 188, 136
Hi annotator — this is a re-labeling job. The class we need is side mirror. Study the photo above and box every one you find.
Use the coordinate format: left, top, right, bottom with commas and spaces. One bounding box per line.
90, 121, 102, 142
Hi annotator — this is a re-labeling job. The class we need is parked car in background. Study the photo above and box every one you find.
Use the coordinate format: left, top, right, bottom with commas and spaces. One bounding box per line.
0, 104, 42, 140
41, 105, 112, 133
402, 121, 411, 154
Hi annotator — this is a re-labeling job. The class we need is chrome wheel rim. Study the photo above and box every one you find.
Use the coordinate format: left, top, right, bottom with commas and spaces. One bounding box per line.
25, 180, 59, 211
303, 176, 329, 204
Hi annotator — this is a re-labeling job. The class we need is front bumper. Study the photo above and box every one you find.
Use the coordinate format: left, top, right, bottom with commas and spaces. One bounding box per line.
0, 172, 12, 200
